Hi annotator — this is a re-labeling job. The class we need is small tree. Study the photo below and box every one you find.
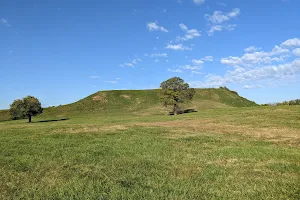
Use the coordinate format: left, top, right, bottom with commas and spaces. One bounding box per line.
159, 77, 195, 115
9, 96, 43, 123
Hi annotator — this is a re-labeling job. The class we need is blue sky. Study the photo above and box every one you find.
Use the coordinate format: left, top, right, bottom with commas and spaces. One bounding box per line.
1, 0, 300, 109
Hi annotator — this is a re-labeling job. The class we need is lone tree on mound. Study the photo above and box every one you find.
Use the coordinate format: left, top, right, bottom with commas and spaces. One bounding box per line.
159, 77, 195, 115
10, 96, 43, 123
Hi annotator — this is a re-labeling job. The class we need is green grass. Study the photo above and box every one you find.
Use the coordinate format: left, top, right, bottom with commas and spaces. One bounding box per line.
0, 105, 299, 199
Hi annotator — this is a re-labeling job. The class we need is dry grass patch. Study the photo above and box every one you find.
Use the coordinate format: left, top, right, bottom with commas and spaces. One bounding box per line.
92, 93, 107, 103
120, 94, 131, 99
135, 120, 300, 145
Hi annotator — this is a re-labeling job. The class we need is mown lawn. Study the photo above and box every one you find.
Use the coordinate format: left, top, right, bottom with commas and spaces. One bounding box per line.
0, 106, 299, 199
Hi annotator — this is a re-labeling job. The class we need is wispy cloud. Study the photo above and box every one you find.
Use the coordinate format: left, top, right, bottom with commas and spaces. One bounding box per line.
202, 56, 214, 61
0, 19, 11, 27
205, 8, 240, 24
170, 57, 205, 75
205, 8, 240, 35
147, 22, 168, 32
150, 53, 168, 58
243, 85, 262, 89
244, 46, 261, 53
192, 59, 204, 65
208, 24, 236, 36
217, 1, 226, 6
165, 44, 191, 51
168, 68, 183, 73
193, 0, 205, 5
177, 23, 201, 41
180, 65, 202, 70
120, 57, 142, 67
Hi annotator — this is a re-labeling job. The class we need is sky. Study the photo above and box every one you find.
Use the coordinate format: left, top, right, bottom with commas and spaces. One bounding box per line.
1, 0, 300, 109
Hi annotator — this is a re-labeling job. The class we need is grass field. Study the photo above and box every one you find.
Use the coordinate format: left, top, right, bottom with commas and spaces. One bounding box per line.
0, 89, 299, 199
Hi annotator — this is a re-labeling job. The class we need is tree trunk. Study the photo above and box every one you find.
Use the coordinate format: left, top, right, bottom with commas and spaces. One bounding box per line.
173, 104, 177, 115
28, 115, 32, 123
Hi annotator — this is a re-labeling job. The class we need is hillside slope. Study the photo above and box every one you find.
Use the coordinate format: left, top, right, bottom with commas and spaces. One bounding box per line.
42, 88, 257, 118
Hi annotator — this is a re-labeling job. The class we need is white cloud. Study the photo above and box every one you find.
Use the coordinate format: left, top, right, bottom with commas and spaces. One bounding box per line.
0, 19, 11, 27
181, 65, 202, 70
221, 45, 290, 67
179, 23, 188, 31
244, 46, 260, 53
227, 8, 241, 18
150, 53, 168, 58
177, 24, 201, 41
243, 85, 262, 89
217, 1, 226, 6
281, 38, 300, 48
193, 0, 205, 5
293, 48, 300, 57
168, 68, 183, 73
208, 24, 236, 36
154, 59, 159, 63
202, 56, 214, 61
120, 57, 142, 68
190, 59, 300, 88
221, 56, 243, 66
205, 8, 240, 35
190, 39, 300, 88
147, 22, 168, 32
192, 59, 204, 65
172, 58, 204, 75
191, 71, 204, 75
205, 8, 240, 24
166, 44, 191, 51
123, 63, 134, 67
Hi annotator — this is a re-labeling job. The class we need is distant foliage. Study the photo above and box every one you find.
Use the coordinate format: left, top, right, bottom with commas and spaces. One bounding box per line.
262, 99, 300, 106
9, 96, 43, 123
277, 99, 300, 106
159, 77, 195, 115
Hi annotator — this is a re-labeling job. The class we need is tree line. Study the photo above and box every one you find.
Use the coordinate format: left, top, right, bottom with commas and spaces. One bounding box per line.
262, 99, 300, 106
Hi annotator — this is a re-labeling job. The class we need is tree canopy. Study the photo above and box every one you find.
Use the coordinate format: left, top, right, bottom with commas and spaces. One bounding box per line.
159, 77, 195, 115
9, 96, 43, 122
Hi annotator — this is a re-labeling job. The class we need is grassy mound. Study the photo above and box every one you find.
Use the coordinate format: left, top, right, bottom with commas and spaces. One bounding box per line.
42, 88, 256, 118
0, 88, 257, 121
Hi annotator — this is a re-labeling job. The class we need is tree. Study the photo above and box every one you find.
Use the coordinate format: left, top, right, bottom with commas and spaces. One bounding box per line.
9, 96, 43, 123
159, 77, 195, 115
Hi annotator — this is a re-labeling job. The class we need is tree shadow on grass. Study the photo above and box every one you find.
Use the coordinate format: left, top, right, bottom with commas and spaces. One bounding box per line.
33, 118, 70, 123
169, 109, 197, 115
